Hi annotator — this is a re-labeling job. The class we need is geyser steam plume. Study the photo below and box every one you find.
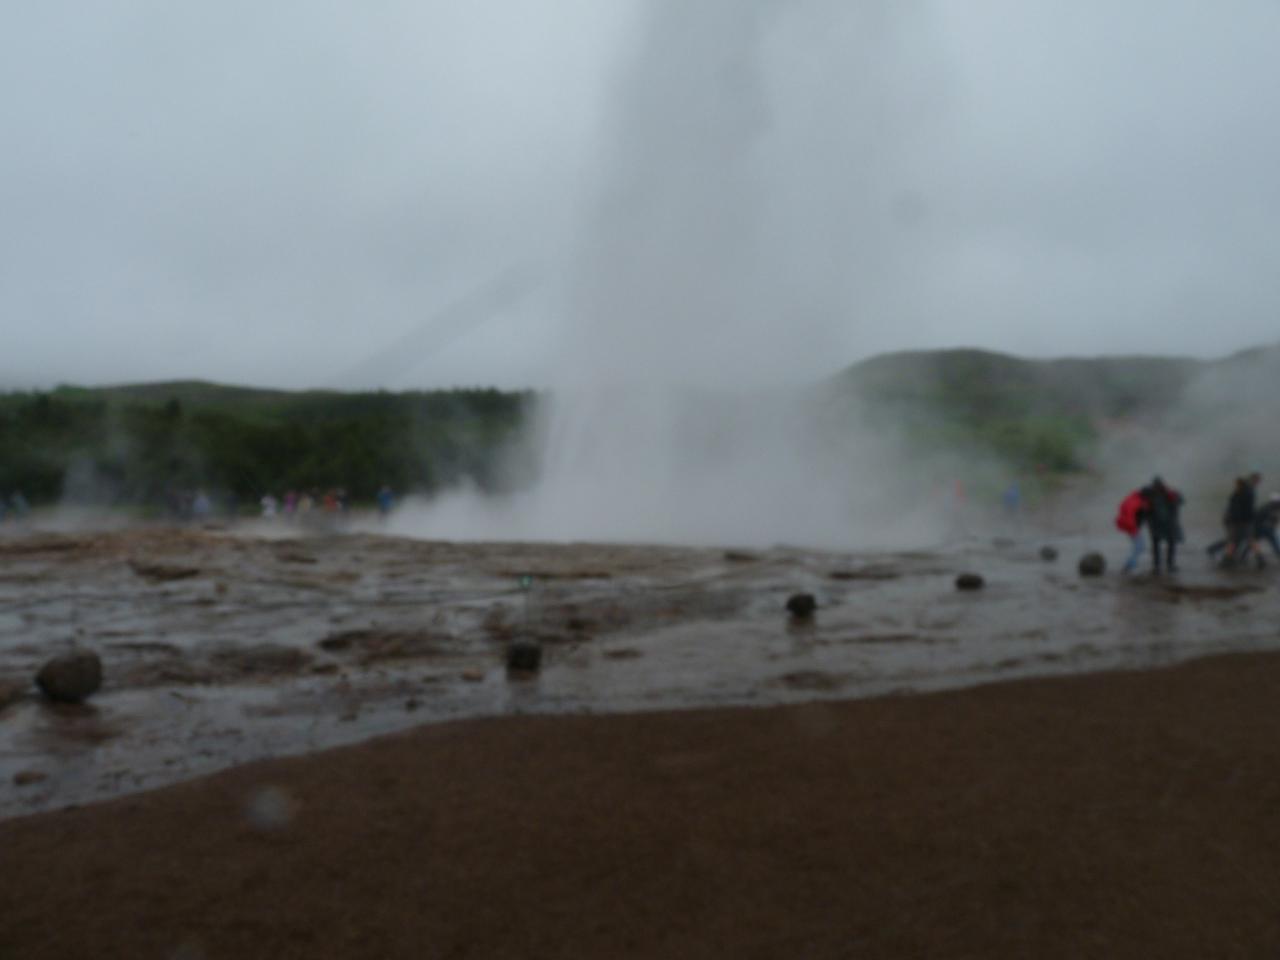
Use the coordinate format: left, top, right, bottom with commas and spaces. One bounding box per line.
406, 0, 946, 547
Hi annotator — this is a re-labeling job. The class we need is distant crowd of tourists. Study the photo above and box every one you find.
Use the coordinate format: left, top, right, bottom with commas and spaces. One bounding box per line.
258, 486, 395, 520
1116, 472, 1280, 574
168, 485, 395, 524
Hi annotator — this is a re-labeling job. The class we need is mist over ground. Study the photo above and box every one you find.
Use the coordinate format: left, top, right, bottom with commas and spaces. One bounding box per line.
389, 0, 1279, 547
4, 1, 1279, 546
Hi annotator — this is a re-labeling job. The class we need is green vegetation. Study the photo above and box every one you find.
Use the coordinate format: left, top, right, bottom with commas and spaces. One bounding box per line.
831, 348, 1207, 473
0, 382, 533, 506
3, 343, 1275, 508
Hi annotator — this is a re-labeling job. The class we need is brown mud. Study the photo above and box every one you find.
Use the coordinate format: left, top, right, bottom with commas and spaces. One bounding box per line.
2, 524, 1278, 817
4, 652, 1280, 959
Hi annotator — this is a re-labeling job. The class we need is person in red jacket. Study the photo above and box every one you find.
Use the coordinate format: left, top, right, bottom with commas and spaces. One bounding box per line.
1116, 487, 1151, 574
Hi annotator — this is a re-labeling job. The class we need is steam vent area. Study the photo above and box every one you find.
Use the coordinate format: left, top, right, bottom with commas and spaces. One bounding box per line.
4, 524, 1280, 957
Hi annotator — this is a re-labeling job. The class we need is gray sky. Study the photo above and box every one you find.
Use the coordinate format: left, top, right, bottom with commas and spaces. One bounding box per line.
3, 1, 1279, 390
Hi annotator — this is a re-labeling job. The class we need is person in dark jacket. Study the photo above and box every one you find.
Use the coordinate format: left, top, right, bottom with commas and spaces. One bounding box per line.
1141, 476, 1184, 574
1251, 493, 1280, 566
1217, 473, 1260, 566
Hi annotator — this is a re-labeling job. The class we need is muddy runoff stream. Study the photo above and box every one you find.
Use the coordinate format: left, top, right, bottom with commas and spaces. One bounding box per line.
1, 525, 1277, 817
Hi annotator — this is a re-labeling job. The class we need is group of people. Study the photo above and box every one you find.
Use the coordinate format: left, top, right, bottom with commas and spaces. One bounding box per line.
1206, 472, 1280, 568
1116, 477, 1185, 574
259, 489, 351, 519
1116, 471, 1280, 574
257, 486, 395, 521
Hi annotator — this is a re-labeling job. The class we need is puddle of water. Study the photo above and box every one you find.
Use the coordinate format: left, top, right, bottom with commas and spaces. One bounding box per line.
1, 527, 1277, 816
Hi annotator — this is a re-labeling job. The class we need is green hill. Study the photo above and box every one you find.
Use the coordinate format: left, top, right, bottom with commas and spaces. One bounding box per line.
2, 343, 1275, 508
827, 345, 1278, 475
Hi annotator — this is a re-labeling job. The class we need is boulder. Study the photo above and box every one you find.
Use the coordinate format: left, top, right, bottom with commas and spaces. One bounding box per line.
35, 649, 103, 703
1078, 552, 1107, 577
955, 573, 985, 591
785, 593, 817, 619
1040, 546, 1059, 562
506, 641, 542, 673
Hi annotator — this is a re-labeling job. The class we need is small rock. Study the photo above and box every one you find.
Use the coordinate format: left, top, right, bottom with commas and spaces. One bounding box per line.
128, 560, 200, 582
1078, 552, 1107, 577
506, 641, 542, 672
13, 769, 47, 787
35, 649, 103, 703
955, 573, 985, 591
460, 669, 485, 683
1040, 546, 1059, 562
404, 698, 420, 712
785, 593, 817, 619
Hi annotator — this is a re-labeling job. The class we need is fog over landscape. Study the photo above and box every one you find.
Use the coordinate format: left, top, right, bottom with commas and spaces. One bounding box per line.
3, 0, 1280, 392
10, 9, 1280, 952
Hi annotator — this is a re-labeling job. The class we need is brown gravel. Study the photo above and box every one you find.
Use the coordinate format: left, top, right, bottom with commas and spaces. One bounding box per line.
5, 652, 1280, 959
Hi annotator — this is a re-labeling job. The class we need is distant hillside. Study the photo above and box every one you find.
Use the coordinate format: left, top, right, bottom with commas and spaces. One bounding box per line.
2, 344, 1275, 507
827, 344, 1279, 475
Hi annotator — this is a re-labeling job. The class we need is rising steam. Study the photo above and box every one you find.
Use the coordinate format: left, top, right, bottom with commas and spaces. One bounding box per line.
394, 0, 955, 547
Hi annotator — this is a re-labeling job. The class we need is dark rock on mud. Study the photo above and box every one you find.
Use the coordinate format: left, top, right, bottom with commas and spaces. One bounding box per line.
35, 650, 103, 703
128, 560, 200, 582
13, 770, 48, 787
829, 567, 902, 582
1040, 546, 1059, 562
723, 551, 758, 563
955, 573, 985, 591
506, 641, 542, 673
785, 594, 817, 619
1078, 552, 1107, 577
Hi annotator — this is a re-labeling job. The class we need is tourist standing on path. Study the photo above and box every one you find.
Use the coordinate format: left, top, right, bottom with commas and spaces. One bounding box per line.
1209, 473, 1261, 566
1251, 493, 1280, 566
376, 485, 395, 519
1142, 477, 1184, 574
1116, 487, 1150, 574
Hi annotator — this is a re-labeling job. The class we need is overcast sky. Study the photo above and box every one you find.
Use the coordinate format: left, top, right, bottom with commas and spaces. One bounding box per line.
3, 1, 1279, 390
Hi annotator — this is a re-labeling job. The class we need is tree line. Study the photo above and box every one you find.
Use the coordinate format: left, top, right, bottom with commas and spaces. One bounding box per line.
0, 384, 535, 507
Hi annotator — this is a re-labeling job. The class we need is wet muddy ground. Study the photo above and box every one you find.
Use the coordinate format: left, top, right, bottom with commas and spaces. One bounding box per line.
2, 524, 1277, 817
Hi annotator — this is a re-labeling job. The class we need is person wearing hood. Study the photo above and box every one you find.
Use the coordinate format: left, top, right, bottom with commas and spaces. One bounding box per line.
1141, 477, 1184, 574
1252, 493, 1280, 566
1209, 473, 1261, 567
1115, 486, 1150, 574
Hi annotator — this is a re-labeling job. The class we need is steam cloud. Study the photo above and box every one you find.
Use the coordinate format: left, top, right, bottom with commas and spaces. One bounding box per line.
395, 0, 956, 547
